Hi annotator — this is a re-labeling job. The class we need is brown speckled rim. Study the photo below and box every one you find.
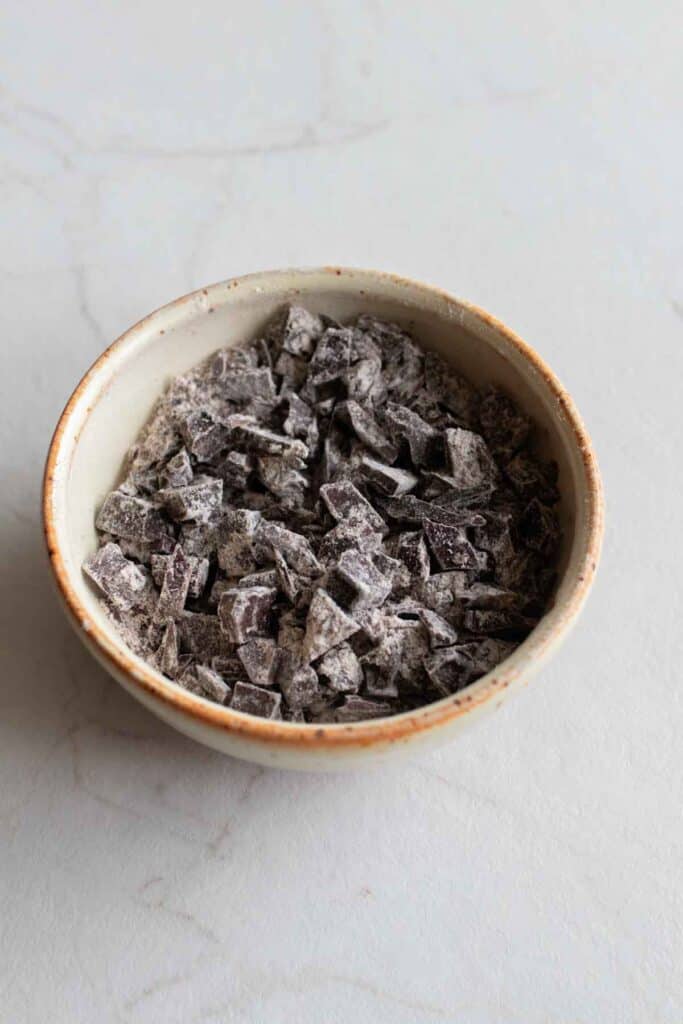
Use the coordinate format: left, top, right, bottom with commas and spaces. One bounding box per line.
43, 267, 604, 751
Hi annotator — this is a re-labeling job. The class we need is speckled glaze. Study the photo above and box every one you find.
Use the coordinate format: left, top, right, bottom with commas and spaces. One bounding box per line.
42, 268, 603, 770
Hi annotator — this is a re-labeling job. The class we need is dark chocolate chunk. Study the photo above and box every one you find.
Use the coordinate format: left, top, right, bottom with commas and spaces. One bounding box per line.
237, 638, 280, 687
334, 695, 394, 721
255, 521, 321, 577
96, 492, 167, 544
383, 402, 439, 467
303, 589, 360, 662
83, 542, 151, 611
218, 586, 276, 644
423, 519, 483, 571
151, 552, 209, 600
159, 448, 193, 489
156, 620, 180, 677
519, 499, 560, 557
359, 455, 418, 496
444, 427, 498, 492
278, 305, 325, 357
179, 612, 233, 656
336, 548, 392, 609
478, 388, 531, 455
177, 410, 229, 461
309, 327, 353, 385
418, 607, 459, 648
226, 414, 308, 460
395, 531, 431, 583
316, 643, 362, 694
230, 681, 282, 719
319, 480, 387, 535
158, 478, 223, 523
336, 401, 398, 462
277, 651, 321, 709
379, 494, 485, 529
194, 664, 231, 704
156, 544, 193, 619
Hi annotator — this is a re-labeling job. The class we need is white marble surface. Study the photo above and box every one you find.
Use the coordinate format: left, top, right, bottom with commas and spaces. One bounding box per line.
2, 2, 682, 1020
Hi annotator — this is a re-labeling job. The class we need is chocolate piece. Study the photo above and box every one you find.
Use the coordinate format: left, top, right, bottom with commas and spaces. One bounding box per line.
379, 494, 485, 529
226, 415, 308, 460
151, 552, 209, 599
159, 448, 193, 489
221, 367, 276, 404
302, 589, 360, 662
336, 401, 398, 462
257, 457, 308, 503
179, 612, 232, 656
96, 492, 167, 543
520, 499, 560, 557
83, 542, 150, 612
237, 638, 280, 687
319, 480, 387, 535
419, 571, 470, 615
216, 450, 254, 489
383, 402, 439, 466
156, 620, 180, 676
395, 531, 431, 583
177, 410, 229, 460
156, 544, 193, 619
334, 695, 394, 721
158, 478, 223, 523
316, 643, 362, 693
359, 455, 418, 496
423, 519, 482, 571
278, 651, 321, 709
424, 647, 477, 695
278, 305, 324, 357
317, 521, 383, 564
217, 508, 261, 576
336, 549, 392, 610
444, 427, 498, 492
418, 607, 459, 648
309, 327, 353, 384
504, 452, 559, 503
230, 681, 282, 719
218, 586, 276, 644
210, 655, 244, 682
194, 664, 231, 704
255, 521, 321, 577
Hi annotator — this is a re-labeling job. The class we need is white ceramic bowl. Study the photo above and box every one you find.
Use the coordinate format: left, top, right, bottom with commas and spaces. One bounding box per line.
43, 268, 603, 770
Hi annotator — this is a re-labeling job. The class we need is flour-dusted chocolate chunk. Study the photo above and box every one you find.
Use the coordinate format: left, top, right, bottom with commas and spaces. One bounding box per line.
418, 607, 459, 649
424, 647, 477, 695
394, 531, 431, 583
278, 650, 321, 709
335, 695, 394, 722
319, 480, 387, 535
317, 521, 383, 564
444, 427, 498, 492
221, 367, 276, 404
337, 548, 392, 610
303, 589, 360, 662
231, 681, 282, 719
359, 455, 418, 497
257, 457, 308, 504
316, 643, 362, 694
156, 544, 193, 619
383, 402, 440, 467
194, 664, 231, 704
159, 478, 223, 523
419, 571, 470, 616
96, 492, 168, 544
218, 586, 276, 644
336, 401, 398, 462
217, 508, 261, 576
83, 542, 151, 612
226, 414, 309, 461
159, 448, 193, 489
156, 620, 180, 677
177, 410, 229, 461
379, 494, 485, 529
462, 608, 534, 637
237, 638, 280, 687
151, 552, 209, 599
423, 519, 482, 571
216, 450, 254, 489
86, 304, 561, 722
478, 387, 531, 456
309, 326, 353, 385
255, 521, 321, 577
179, 611, 233, 657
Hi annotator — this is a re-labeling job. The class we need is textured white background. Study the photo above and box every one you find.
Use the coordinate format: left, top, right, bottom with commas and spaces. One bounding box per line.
2, 3, 682, 1021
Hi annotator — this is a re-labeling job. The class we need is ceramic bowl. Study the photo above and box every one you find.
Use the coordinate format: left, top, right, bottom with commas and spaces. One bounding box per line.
43, 267, 603, 770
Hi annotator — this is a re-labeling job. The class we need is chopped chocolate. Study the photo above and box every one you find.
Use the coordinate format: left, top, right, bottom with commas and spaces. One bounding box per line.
158, 478, 223, 523
83, 542, 150, 611
85, 305, 561, 721
316, 643, 362, 694
319, 480, 387, 535
303, 589, 360, 662
218, 586, 276, 644
237, 638, 280, 687
231, 681, 282, 719
194, 664, 231, 703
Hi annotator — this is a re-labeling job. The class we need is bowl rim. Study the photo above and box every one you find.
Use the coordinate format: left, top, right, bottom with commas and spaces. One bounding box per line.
43, 266, 604, 751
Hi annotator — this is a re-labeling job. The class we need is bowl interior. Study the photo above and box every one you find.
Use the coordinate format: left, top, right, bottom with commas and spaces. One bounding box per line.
49, 268, 594, 711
